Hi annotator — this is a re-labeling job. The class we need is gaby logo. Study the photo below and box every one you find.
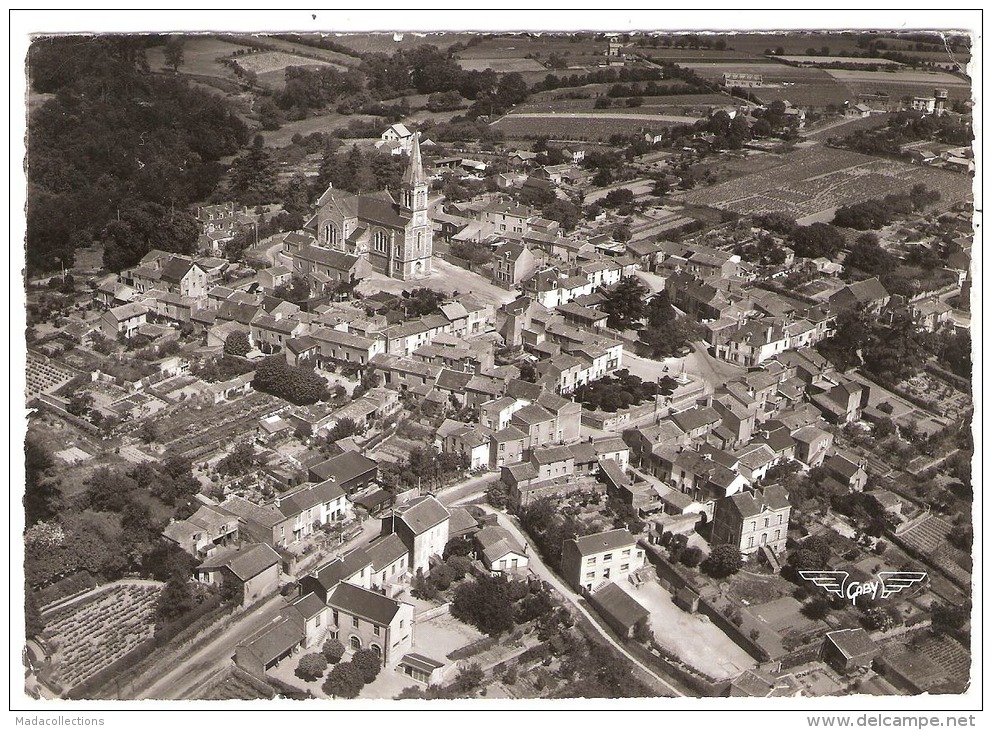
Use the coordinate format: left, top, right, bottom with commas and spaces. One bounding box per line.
799, 570, 928, 606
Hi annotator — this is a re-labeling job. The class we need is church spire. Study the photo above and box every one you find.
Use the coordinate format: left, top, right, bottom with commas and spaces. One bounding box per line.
402, 132, 427, 187
400, 132, 427, 212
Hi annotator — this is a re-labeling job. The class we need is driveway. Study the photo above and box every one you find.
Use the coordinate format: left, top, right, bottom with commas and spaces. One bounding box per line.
685, 342, 745, 394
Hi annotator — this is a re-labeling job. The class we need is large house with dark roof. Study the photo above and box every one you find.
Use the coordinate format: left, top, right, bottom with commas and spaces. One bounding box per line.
309, 134, 433, 281
561, 528, 645, 593
386, 495, 451, 575
710, 485, 791, 556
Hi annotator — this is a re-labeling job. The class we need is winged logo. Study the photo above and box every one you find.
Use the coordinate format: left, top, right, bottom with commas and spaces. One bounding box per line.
878, 571, 928, 599
798, 570, 848, 599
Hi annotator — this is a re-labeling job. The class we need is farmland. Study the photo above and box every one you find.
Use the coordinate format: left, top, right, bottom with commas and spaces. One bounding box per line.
458, 58, 547, 73
232, 51, 345, 90
518, 94, 734, 113
493, 111, 697, 141
674, 145, 973, 218
43, 582, 162, 694
145, 36, 247, 78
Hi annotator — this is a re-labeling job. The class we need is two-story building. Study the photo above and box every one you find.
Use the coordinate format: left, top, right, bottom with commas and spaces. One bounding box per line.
711, 485, 791, 557
561, 528, 645, 593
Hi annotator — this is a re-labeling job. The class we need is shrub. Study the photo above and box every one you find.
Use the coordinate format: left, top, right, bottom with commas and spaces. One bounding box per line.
322, 662, 365, 698
296, 652, 328, 682
680, 546, 703, 568
322, 638, 345, 664
351, 649, 382, 685
702, 544, 743, 578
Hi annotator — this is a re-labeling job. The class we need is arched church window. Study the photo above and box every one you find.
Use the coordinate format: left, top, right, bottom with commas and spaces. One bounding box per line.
324, 222, 338, 246
374, 230, 388, 253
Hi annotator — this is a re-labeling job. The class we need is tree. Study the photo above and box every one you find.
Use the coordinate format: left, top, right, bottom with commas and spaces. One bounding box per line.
252, 356, 329, 405
601, 188, 635, 208
652, 178, 671, 197
791, 223, 845, 259
25, 590, 45, 638
542, 199, 581, 232
702, 544, 743, 578
24, 434, 59, 526
680, 546, 703, 568
844, 233, 895, 276
350, 649, 382, 684
600, 276, 649, 330
296, 653, 329, 682
163, 36, 185, 72
223, 331, 251, 357
632, 617, 653, 643
452, 663, 484, 693
322, 662, 365, 698
155, 575, 196, 626
272, 273, 311, 305
217, 441, 257, 477
451, 574, 516, 637
801, 596, 831, 620
322, 638, 346, 664
229, 142, 277, 207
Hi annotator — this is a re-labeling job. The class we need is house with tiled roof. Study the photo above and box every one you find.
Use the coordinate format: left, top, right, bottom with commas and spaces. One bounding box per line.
711, 485, 791, 556
196, 543, 281, 607
475, 525, 528, 575
388, 495, 451, 575
326, 581, 414, 664
99, 303, 149, 340
561, 528, 645, 593
829, 277, 890, 315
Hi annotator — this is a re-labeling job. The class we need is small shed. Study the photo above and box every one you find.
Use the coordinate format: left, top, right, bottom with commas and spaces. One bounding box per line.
398, 653, 446, 685
822, 628, 880, 674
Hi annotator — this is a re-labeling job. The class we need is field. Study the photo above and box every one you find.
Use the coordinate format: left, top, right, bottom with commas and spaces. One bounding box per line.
518, 93, 733, 114
327, 31, 478, 55
454, 34, 608, 60
493, 111, 696, 140
676, 61, 835, 82
776, 55, 904, 66
234, 35, 361, 67
674, 145, 973, 218
43, 583, 162, 693
232, 51, 344, 76
458, 58, 547, 73
145, 36, 246, 78
823, 68, 972, 101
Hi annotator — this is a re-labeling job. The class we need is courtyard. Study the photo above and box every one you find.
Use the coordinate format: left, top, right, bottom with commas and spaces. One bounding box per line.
617, 579, 756, 680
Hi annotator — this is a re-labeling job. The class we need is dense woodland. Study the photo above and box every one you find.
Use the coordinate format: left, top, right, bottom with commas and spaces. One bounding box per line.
27, 37, 250, 274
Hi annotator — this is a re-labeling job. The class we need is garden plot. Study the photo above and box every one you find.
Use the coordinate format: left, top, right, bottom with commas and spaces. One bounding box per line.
674, 146, 973, 218
43, 583, 162, 693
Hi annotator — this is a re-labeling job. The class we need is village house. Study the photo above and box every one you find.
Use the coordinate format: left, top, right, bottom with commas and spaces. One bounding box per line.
474, 525, 529, 575
195, 543, 281, 607
492, 242, 539, 289
99, 303, 148, 340
710, 485, 791, 557
561, 528, 645, 593
310, 326, 385, 368
163, 503, 240, 559
326, 581, 415, 665
386, 495, 451, 576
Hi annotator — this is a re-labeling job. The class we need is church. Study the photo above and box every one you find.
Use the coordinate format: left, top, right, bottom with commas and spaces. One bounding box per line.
307, 133, 433, 281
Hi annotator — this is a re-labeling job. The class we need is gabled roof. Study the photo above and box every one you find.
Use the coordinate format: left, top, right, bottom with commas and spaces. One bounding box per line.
277, 478, 347, 518
569, 528, 636, 556
311, 548, 373, 590
200, 543, 280, 581
160, 256, 200, 284
364, 533, 409, 572
289, 592, 327, 620
295, 244, 362, 272
475, 525, 526, 565
826, 628, 880, 660
590, 581, 650, 631
327, 581, 405, 626
511, 404, 554, 427
238, 617, 302, 664
310, 451, 378, 484
395, 495, 450, 535
671, 406, 721, 433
